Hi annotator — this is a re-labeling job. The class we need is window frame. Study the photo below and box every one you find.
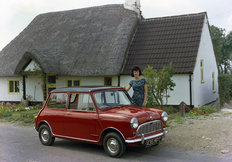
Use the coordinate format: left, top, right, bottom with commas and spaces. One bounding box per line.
8, 79, 20, 94
212, 72, 216, 93
46, 92, 68, 110
66, 79, 81, 87
200, 60, 204, 83
103, 76, 112, 86
68, 93, 96, 112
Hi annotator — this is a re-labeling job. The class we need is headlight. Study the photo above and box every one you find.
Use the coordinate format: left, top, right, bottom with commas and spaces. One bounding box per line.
161, 112, 168, 121
130, 117, 138, 129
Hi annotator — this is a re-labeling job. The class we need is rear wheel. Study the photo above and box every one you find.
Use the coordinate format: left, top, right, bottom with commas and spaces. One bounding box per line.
39, 124, 55, 146
103, 132, 126, 158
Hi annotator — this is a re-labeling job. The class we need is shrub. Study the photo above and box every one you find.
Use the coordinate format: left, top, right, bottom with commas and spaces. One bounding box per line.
0, 104, 13, 118
16, 102, 26, 111
143, 64, 176, 106
153, 105, 178, 114
218, 74, 232, 105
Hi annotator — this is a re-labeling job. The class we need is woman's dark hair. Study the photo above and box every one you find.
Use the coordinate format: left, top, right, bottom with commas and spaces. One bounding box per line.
131, 66, 142, 77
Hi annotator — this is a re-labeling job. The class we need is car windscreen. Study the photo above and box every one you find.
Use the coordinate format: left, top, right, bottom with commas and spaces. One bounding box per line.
93, 90, 133, 110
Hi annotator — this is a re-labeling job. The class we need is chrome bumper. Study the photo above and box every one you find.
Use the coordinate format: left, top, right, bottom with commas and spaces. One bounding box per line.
125, 128, 168, 144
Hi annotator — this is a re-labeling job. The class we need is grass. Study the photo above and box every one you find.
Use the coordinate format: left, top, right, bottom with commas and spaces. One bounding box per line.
0, 103, 42, 125
153, 105, 186, 126
4, 108, 41, 124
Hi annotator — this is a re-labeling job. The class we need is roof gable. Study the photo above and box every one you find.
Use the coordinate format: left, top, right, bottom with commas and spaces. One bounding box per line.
122, 12, 206, 74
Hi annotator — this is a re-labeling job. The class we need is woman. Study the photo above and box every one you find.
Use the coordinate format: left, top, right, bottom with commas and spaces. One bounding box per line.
125, 66, 148, 107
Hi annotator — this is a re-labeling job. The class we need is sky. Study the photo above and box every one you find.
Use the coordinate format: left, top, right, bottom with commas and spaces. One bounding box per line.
0, 0, 232, 51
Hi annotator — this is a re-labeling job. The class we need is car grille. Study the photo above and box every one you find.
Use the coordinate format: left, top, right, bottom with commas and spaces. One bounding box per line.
136, 120, 163, 136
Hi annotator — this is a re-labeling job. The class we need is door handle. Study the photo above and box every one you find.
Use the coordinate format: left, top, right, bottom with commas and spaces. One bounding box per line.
66, 112, 71, 115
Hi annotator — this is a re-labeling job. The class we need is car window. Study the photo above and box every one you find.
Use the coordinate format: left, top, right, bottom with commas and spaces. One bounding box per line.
94, 90, 132, 109
69, 93, 96, 112
47, 93, 67, 109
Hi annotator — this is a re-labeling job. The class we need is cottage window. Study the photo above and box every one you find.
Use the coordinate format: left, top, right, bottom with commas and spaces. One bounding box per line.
200, 60, 204, 83
104, 77, 112, 86
67, 79, 80, 87
8, 80, 20, 94
212, 72, 216, 93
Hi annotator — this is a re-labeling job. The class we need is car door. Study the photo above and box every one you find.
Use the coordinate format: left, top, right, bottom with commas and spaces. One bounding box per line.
64, 93, 101, 142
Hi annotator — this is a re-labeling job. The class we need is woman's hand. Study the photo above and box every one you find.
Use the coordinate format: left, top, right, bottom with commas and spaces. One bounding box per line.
142, 102, 146, 107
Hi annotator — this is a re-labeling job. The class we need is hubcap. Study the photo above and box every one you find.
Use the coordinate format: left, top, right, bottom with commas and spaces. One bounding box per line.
41, 128, 49, 142
107, 138, 119, 154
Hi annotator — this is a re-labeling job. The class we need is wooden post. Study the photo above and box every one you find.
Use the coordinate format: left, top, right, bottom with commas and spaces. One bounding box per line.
179, 101, 185, 117
23, 75, 26, 100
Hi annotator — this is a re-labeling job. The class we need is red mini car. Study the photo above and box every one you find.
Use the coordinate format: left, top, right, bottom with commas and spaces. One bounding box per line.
34, 86, 168, 158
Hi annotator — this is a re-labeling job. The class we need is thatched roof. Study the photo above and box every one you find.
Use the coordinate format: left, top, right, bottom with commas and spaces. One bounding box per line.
0, 4, 138, 76
121, 12, 206, 74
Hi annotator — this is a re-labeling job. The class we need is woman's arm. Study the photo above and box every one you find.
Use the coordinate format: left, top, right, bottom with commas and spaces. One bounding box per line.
142, 84, 148, 107
125, 85, 131, 92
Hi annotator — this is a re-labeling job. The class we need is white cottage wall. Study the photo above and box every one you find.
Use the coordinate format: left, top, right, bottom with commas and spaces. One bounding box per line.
120, 75, 134, 96
56, 76, 119, 87
167, 75, 190, 105
0, 75, 120, 102
0, 76, 22, 101
192, 17, 219, 107
120, 75, 190, 105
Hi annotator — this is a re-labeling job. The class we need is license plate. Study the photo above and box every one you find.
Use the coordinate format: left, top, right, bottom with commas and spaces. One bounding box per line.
145, 138, 158, 146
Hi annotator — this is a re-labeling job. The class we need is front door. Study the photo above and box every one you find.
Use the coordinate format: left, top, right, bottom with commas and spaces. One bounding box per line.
47, 74, 56, 96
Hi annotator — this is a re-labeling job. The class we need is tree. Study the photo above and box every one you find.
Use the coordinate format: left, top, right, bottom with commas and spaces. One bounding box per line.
210, 25, 232, 73
143, 63, 176, 106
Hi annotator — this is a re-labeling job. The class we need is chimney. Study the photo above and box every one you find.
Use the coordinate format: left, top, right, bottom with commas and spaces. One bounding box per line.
124, 0, 141, 19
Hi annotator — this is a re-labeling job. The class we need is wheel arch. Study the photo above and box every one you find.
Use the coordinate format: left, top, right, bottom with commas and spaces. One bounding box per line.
99, 127, 125, 145
37, 121, 53, 135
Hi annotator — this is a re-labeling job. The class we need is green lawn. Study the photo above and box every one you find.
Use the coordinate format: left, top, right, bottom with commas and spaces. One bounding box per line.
2, 107, 41, 125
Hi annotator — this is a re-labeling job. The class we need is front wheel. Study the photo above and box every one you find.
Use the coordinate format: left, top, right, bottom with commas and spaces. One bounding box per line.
39, 124, 55, 146
103, 132, 126, 158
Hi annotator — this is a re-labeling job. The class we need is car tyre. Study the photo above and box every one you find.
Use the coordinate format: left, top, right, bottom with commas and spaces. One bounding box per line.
39, 124, 55, 146
103, 132, 126, 158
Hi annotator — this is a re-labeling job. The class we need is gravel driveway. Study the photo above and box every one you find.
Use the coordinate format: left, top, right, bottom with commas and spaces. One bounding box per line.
163, 110, 232, 155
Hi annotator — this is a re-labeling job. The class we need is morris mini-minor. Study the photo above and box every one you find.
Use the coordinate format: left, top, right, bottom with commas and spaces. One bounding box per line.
34, 86, 168, 157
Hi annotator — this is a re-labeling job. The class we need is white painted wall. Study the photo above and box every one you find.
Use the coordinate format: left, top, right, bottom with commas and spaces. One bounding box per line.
0, 75, 120, 102
120, 75, 190, 105
120, 75, 134, 96
56, 76, 119, 88
168, 75, 190, 105
0, 76, 22, 101
192, 16, 219, 107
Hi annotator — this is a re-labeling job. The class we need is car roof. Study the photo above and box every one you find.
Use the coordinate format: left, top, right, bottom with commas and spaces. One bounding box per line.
50, 86, 123, 93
